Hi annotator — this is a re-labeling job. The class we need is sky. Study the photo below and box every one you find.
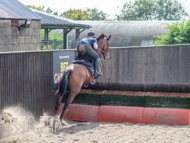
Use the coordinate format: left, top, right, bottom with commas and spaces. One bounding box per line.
18, 0, 190, 20
18, 0, 126, 19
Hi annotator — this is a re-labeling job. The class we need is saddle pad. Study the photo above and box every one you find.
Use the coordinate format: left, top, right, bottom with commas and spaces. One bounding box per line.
73, 60, 94, 76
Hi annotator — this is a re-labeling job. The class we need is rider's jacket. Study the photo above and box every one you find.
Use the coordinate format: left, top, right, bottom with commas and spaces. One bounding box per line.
78, 37, 97, 49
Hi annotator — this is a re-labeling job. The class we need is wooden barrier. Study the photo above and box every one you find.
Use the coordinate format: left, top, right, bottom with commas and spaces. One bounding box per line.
0, 51, 55, 117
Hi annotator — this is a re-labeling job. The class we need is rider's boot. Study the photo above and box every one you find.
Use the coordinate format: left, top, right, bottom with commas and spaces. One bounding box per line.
94, 58, 103, 76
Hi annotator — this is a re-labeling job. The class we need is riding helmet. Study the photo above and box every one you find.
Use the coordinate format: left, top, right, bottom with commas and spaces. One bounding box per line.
87, 31, 96, 38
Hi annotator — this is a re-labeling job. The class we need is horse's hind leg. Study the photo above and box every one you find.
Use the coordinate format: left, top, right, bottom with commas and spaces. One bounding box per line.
59, 69, 84, 125
54, 96, 63, 116
59, 91, 79, 125
53, 95, 64, 131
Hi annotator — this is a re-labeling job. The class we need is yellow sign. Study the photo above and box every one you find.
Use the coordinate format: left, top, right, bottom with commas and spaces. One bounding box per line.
60, 62, 68, 72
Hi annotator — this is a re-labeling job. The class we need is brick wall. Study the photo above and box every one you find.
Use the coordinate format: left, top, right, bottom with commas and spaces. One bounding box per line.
0, 20, 41, 52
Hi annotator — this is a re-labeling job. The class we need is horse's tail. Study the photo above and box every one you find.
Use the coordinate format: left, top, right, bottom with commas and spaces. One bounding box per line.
59, 68, 72, 96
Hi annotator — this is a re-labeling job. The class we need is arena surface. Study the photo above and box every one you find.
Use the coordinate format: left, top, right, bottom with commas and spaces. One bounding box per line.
1, 120, 190, 143
0, 106, 190, 143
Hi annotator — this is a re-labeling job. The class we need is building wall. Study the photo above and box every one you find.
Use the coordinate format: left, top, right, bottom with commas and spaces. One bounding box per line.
0, 20, 41, 52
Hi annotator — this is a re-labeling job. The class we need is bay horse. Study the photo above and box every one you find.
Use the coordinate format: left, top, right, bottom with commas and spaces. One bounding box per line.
54, 33, 111, 125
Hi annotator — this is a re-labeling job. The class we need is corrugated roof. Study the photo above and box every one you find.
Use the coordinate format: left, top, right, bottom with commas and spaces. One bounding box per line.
69, 21, 179, 47
0, 0, 41, 20
31, 9, 91, 29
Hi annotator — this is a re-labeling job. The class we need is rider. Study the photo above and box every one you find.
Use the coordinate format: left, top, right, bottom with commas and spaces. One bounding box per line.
76, 30, 102, 77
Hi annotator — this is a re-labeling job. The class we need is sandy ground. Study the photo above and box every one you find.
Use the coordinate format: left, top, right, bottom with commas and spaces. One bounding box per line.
0, 107, 190, 143
1, 120, 190, 143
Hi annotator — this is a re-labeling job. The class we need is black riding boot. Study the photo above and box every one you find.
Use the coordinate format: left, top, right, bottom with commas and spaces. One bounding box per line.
94, 58, 103, 76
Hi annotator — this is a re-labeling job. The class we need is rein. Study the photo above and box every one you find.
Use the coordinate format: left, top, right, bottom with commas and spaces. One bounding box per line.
96, 48, 106, 54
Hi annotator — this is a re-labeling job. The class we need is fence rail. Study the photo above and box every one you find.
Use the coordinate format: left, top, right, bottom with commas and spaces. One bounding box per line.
0, 51, 55, 117
98, 45, 190, 84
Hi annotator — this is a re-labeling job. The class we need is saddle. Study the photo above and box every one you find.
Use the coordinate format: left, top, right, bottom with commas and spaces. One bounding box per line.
73, 59, 94, 76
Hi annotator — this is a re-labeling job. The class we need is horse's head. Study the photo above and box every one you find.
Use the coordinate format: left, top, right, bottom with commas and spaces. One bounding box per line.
96, 33, 111, 60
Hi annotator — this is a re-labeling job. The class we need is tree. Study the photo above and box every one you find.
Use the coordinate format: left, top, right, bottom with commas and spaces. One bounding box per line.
116, 0, 155, 20
86, 8, 109, 20
26, 5, 45, 12
155, 0, 188, 20
60, 9, 89, 20
152, 20, 190, 45
27, 5, 108, 20
60, 8, 109, 20
45, 7, 53, 13
26, 5, 58, 15
116, 0, 188, 20
45, 7, 58, 15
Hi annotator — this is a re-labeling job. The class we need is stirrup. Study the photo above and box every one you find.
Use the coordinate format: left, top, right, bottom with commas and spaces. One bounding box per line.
91, 78, 96, 85
83, 84, 89, 88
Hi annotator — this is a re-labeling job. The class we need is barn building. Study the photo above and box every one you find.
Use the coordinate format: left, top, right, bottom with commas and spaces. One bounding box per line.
0, 0, 42, 52
31, 9, 91, 50
69, 21, 178, 49
0, 0, 91, 52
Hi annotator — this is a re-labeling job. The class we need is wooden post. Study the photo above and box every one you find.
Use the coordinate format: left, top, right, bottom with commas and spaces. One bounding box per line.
63, 28, 72, 49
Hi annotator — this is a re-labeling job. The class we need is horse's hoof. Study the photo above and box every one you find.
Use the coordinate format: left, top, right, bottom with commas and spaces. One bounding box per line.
59, 122, 62, 129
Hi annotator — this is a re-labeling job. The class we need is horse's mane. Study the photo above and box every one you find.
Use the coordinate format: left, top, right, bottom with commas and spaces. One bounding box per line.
96, 33, 106, 42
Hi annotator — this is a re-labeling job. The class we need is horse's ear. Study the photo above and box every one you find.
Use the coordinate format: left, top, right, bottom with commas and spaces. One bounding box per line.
107, 35, 111, 41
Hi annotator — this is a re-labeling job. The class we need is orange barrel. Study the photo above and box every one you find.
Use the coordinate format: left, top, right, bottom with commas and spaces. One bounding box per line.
97, 106, 144, 123
57, 104, 99, 122
143, 108, 190, 125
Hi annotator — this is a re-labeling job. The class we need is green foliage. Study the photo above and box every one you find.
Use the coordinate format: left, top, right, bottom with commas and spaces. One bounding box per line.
116, 0, 188, 21
26, 5, 58, 15
153, 20, 190, 45
41, 44, 52, 50
27, 5, 109, 20
116, 0, 155, 20
60, 8, 109, 20
86, 8, 109, 20
155, 0, 188, 20
26, 5, 45, 11
41, 29, 45, 40
41, 29, 64, 50
48, 30, 63, 41
45, 7, 53, 13
62, 93, 190, 109
60, 9, 88, 20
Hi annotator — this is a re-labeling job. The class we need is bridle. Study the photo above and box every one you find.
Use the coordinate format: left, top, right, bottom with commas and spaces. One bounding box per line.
96, 37, 109, 55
